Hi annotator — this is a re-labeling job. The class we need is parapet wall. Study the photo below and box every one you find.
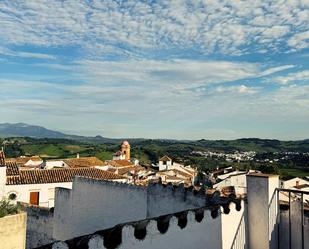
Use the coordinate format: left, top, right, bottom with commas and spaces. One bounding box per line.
38, 208, 223, 249
0, 212, 27, 249
53, 177, 148, 240
53, 177, 238, 241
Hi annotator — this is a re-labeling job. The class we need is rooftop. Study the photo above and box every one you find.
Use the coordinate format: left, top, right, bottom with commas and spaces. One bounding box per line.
159, 155, 172, 161
63, 157, 105, 168
107, 160, 134, 168
6, 167, 125, 185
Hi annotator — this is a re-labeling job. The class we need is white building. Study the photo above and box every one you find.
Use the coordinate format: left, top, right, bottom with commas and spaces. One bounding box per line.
280, 177, 309, 203
213, 170, 260, 195
158, 155, 173, 171
1, 162, 126, 207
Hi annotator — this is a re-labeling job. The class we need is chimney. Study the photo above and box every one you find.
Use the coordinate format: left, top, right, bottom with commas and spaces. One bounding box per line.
76, 153, 80, 159
296, 180, 299, 188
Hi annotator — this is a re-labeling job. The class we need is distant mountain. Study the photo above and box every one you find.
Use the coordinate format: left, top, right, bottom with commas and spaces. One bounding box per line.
0, 123, 69, 138
0, 123, 105, 141
0, 123, 143, 144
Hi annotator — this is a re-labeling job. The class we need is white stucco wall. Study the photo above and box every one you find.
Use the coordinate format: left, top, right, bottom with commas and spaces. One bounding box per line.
53, 178, 148, 240
45, 160, 67, 169
214, 174, 247, 195
246, 174, 279, 249
221, 201, 246, 249
159, 160, 172, 171
5, 182, 72, 207
51, 210, 223, 249
53, 178, 210, 241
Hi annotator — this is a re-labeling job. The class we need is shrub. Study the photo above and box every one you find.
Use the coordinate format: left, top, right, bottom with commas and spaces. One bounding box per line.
0, 199, 21, 218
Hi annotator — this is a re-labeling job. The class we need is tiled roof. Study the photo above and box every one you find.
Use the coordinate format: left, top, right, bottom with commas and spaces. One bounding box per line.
63, 157, 105, 168
6, 167, 125, 185
29, 156, 43, 161
5, 157, 31, 166
159, 155, 172, 161
5, 162, 20, 176
0, 151, 5, 166
117, 166, 145, 175
107, 160, 133, 168
294, 184, 309, 189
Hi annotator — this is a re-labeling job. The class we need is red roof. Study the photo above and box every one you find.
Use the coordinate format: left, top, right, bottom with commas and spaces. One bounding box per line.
6, 167, 125, 185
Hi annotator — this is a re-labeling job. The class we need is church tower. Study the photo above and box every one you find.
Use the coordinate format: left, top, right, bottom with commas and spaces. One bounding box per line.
121, 140, 130, 161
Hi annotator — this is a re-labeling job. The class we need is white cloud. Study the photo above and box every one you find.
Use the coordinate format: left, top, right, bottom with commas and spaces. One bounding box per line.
0, 46, 55, 59
288, 31, 309, 50
270, 70, 309, 84
215, 85, 260, 94
0, 0, 308, 56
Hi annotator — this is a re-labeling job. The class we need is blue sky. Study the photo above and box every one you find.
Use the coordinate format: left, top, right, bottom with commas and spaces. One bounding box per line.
0, 0, 308, 140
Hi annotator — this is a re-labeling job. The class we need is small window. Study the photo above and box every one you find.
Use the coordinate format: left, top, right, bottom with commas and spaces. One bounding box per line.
8, 193, 17, 201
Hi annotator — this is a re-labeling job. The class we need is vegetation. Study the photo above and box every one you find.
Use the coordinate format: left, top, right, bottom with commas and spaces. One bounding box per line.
0, 200, 21, 218
1, 137, 308, 178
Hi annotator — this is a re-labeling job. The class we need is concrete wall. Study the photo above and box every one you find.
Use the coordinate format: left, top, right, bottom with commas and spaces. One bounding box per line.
53, 178, 210, 241
23, 205, 54, 249
5, 182, 72, 207
42, 210, 223, 249
246, 174, 279, 249
0, 212, 27, 249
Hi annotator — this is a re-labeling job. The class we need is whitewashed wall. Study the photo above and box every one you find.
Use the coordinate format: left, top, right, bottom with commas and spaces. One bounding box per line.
53, 178, 148, 240
5, 182, 72, 207
53, 178, 209, 241
221, 201, 246, 249
46, 210, 223, 249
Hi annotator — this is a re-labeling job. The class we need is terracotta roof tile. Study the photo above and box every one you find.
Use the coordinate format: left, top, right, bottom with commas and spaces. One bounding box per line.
63, 157, 105, 168
107, 160, 133, 168
5, 162, 20, 176
159, 155, 172, 161
117, 166, 145, 175
6, 167, 125, 185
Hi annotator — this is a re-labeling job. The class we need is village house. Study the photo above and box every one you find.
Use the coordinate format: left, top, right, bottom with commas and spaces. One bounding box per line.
0, 152, 126, 208
155, 156, 197, 185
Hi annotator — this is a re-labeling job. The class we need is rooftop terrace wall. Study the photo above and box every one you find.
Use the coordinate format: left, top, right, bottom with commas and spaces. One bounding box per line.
53, 177, 232, 241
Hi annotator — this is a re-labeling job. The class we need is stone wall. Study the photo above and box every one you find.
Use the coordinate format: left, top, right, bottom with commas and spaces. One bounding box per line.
0, 212, 27, 249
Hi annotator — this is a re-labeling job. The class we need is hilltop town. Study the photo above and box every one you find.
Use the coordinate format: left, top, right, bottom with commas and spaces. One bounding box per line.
0, 139, 308, 249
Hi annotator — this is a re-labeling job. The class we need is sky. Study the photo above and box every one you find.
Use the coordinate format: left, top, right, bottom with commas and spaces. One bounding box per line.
0, 0, 308, 140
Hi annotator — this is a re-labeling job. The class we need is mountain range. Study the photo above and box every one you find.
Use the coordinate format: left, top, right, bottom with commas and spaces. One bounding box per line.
0, 123, 119, 143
